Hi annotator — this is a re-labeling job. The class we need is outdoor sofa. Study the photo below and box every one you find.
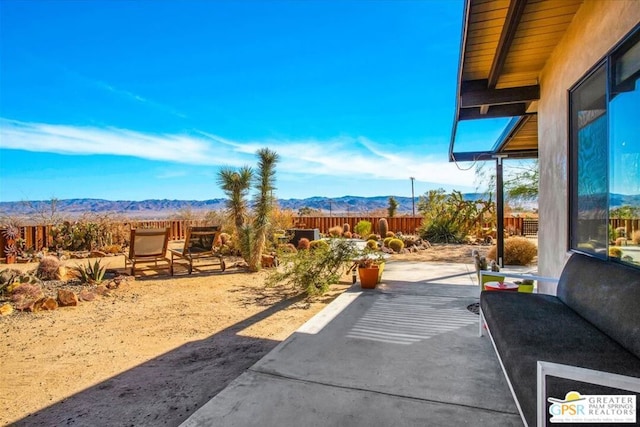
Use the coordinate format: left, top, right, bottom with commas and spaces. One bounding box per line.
480, 253, 640, 427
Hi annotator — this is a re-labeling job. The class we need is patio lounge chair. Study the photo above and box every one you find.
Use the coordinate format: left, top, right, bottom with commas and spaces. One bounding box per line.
169, 226, 226, 275
125, 228, 171, 276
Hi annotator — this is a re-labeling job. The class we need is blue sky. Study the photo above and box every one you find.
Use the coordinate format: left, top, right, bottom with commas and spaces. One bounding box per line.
0, 0, 489, 203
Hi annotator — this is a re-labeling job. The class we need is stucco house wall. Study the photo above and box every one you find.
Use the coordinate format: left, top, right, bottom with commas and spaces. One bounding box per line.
537, 0, 640, 294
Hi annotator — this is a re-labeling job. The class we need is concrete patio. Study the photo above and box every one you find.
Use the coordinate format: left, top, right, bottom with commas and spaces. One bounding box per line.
182, 260, 532, 426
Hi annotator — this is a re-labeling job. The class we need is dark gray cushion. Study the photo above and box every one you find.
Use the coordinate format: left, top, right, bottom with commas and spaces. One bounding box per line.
481, 291, 640, 427
557, 253, 640, 359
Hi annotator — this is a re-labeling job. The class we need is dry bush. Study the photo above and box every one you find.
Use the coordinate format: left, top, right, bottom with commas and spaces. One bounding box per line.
328, 225, 343, 237
297, 238, 310, 250
487, 237, 537, 266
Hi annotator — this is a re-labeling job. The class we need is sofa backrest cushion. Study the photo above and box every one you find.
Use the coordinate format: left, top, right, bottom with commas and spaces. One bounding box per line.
557, 253, 640, 359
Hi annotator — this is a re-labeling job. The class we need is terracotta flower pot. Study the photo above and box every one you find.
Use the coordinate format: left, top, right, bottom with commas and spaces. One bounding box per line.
358, 265, 379, 289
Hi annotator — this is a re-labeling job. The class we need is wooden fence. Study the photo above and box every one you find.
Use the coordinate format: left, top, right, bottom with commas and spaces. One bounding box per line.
3, 217, 639, 258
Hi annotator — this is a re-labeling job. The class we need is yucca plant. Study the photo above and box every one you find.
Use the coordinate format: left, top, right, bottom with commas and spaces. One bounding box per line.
74, 259, 106, 284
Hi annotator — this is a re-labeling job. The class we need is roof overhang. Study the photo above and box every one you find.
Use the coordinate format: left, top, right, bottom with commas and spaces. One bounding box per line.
449, 0, 583, 162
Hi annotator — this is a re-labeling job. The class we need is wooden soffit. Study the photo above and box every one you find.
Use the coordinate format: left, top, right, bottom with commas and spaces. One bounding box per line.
458, 0, 583, 121
450, 0, 583, 162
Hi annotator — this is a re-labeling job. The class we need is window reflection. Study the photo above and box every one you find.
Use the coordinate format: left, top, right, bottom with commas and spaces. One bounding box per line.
609, 36, 640, 267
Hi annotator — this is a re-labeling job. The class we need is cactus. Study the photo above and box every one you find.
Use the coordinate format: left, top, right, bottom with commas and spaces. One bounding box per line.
36, 255, 61, 280
343, 223, 350, 234
388, 238, 404, 253
297, 238, 310, 250
328, 225, 343, 237
383, 237, 393, 248
378, 218, 388, 237
366, 240, 378, 250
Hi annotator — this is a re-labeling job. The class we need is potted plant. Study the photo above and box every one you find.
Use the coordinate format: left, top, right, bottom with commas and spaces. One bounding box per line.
355, 250, 387, 289
2, 223, 20, 264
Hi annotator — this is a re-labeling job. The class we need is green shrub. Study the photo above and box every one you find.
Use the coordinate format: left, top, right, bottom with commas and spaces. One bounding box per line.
267, 239, 358, 296
309, 239, 330, 251
354, 220, 372, 237
487, 237, 537, 266
388, 238, 404, 253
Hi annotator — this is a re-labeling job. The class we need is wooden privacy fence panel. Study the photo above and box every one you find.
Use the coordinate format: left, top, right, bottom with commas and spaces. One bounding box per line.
610, 218, 640, 238
295, 217, 424, 235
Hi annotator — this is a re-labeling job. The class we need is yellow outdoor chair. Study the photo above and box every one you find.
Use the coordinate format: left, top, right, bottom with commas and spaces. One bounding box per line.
125, 228, 171, 276
169, 226, 226, 275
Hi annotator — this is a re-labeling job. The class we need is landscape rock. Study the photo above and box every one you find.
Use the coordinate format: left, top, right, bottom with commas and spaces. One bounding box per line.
57, 289, 78, 307
78, 289, 97, 302
95, 285, 111, 296
0, 268, 22, 285
90, 250, 107, 258
11, 284, 45, 312
0, 303, 14, 316
35, 297, 58, 311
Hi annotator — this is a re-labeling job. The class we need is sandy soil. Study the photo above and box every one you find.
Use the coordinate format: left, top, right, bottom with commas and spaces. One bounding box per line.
0, 243, 488, 427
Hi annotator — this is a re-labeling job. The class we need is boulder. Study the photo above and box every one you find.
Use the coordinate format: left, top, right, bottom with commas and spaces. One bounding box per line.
57, 289, 78, 307
0, 303, 14, 316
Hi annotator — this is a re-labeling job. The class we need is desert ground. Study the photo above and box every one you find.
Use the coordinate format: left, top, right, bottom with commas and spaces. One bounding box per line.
1, 243, 489, 427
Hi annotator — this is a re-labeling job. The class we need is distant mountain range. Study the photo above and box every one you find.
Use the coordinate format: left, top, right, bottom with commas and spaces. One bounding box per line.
0, 194, 488, 219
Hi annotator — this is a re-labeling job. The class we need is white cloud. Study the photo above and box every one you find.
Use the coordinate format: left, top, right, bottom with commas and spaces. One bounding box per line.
0, 118, 477, 188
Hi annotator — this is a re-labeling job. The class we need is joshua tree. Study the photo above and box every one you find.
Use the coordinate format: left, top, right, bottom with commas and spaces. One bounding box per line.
217, 166, 253, 232
388, 196, 398, 217
248, 148, 279, 272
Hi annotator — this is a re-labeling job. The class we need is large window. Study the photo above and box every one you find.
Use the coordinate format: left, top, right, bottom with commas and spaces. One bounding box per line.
570, 26, 640, 268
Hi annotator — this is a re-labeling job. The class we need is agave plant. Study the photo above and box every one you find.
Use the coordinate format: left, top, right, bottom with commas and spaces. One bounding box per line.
74, 259, 106, 284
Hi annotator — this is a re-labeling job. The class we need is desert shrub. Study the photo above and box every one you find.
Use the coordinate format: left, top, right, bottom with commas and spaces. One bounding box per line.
328, 225, 343, 237
309, 239, 330, 251
487, 237, 537, 266
297, 238, 310, 250
354, 220, 372, 237
383, 237, 393, 247
609, 247, 623, 258
418, 189, 493, 243
343, 223, 350, 233
50, 214, 129, 251
366, 240, 378, 250
615, 237, 627, 246
36, 255, 61, 280
388, 238, 405, 253
343, 231, 352, 239
267, 239, 358, 296
615, 227, 627, 238
632, 230, 640, 245
102, 244, 122, 254
277, 243, 297, 255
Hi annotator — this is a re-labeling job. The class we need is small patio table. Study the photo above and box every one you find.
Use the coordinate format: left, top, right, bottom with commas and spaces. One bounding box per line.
484, 281, 519, 291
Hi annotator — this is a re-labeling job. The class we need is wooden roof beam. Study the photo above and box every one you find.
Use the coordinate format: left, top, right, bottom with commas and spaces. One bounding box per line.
460, 83, 540, 108
488, 0, 528, 88
458, 103, 530, 120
